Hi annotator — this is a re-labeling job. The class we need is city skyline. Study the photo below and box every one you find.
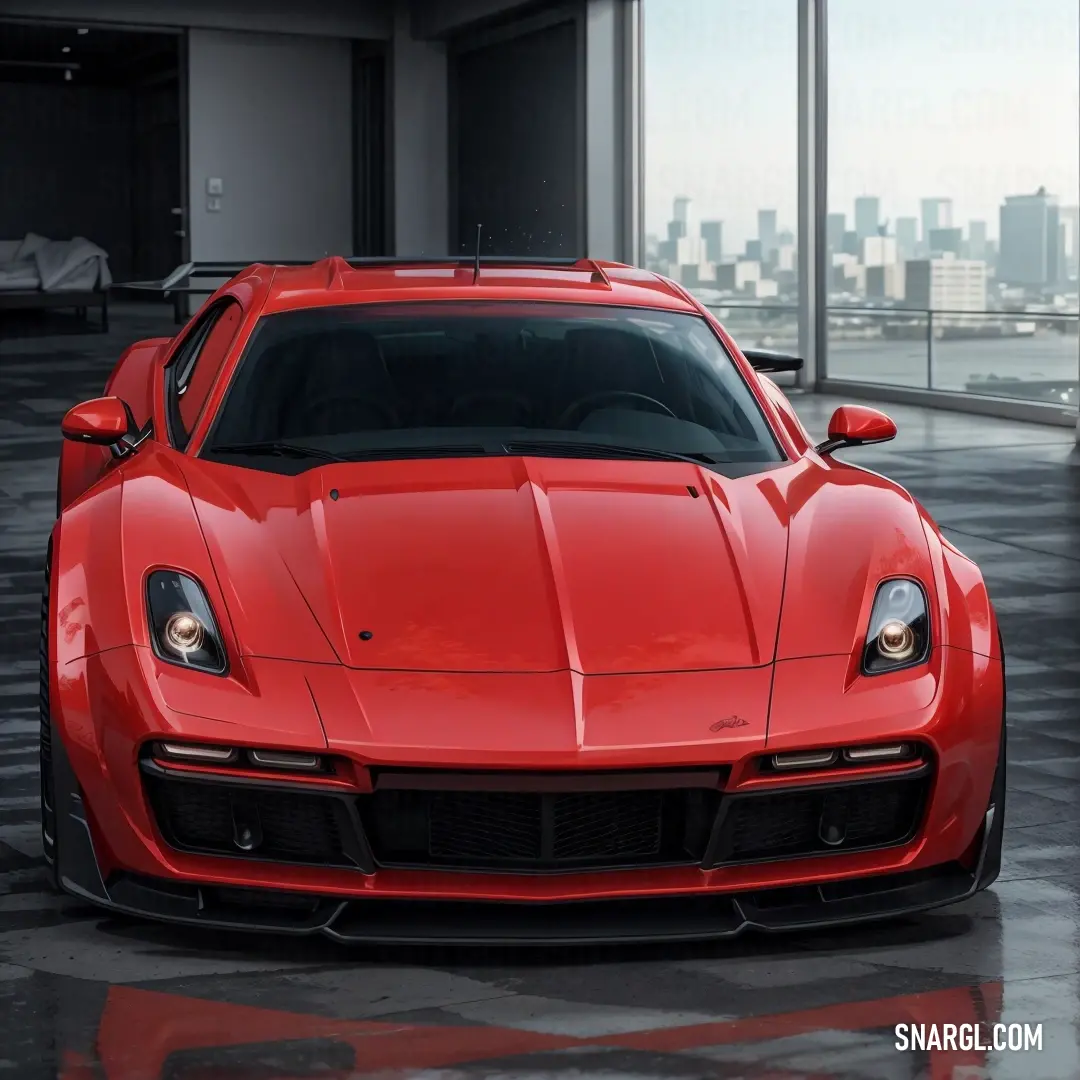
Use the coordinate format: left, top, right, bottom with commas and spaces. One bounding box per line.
648, 187, 1078, 256
646, 182, 1075, 312
643, 0, 1079, 249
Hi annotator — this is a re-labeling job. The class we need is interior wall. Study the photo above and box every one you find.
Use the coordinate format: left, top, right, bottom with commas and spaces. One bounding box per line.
451, 14, 582, 257
392, 4, 449, 254
187, 29, 354, 263
0, 81, 136, 277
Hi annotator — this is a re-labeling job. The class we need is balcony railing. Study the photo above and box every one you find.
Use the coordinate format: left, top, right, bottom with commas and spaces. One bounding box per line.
704, 300, 1080, 409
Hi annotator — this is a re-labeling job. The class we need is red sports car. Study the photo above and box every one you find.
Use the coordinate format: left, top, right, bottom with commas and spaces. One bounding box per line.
43, 256, 1005, 943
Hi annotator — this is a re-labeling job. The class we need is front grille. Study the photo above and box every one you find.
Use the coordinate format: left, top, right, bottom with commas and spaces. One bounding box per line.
144, 774, 359, 868
707, 773, 929, 866
361, 783, 721, 872
142, 765, 929, 876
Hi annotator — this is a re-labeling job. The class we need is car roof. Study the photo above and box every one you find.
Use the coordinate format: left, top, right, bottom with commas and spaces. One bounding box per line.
242, 257, 700, 316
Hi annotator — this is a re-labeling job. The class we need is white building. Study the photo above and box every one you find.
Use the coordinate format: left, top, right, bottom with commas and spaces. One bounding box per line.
904, 255, 987, 319
775, 243, 797, 272
861, 235, 897, 267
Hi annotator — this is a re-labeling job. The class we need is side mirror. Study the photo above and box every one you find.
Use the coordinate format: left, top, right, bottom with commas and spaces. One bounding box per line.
741, 348, 804, 374
815, 405, 897, 455
61, 397, 137, 447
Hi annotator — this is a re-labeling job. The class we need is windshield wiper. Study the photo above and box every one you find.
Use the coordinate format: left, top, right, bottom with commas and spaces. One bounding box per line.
340, 444, 491, 461
211, 441, 494, 463
503, 440, 725, 466
211, 439, 725, 467
210, 441, 350, 462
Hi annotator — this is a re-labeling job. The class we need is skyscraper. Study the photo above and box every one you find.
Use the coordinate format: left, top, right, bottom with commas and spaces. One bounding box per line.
928, 228, 963, 256
757, 209, 778, 254
999, 187, 1060, 287
895, 217, 918, 260
826, 213, 846, 252
670, 196, 690, 240
658, 197, 702, 269
854, 197, 880, 241
700, 220, 723, 263
921, 198, 954, 241
968, 221, 988, 260
1060, 206, 1079, 275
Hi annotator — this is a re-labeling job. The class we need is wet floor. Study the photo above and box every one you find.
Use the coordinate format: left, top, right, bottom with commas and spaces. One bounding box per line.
2, 308, 1079, 1078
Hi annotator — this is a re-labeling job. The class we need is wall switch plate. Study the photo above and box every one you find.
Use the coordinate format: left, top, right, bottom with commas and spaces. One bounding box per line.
206, 177, 223, 195
206, 196, 222, 212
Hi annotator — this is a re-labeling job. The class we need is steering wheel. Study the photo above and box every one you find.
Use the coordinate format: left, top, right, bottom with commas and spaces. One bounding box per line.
449, 389, 534, 424
289, 393, 401, 436
555, 391, 677, 430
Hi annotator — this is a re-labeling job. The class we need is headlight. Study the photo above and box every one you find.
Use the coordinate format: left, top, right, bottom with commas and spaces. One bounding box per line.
862, 578, 930, 675
146, 570, 228, 675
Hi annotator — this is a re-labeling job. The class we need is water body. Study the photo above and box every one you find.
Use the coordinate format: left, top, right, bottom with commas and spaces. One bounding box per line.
718, 315, 1079, 401
828, 335, 1079, 394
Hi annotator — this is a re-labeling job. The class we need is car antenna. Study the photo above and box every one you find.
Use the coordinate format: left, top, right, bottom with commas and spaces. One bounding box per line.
472, 224, 482, 284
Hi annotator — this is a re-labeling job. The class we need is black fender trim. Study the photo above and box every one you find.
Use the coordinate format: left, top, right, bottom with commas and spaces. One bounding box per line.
52, 722, 110, 904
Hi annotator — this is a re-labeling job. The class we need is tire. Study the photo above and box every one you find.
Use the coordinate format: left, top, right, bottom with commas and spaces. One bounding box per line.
39, 538, 60, 892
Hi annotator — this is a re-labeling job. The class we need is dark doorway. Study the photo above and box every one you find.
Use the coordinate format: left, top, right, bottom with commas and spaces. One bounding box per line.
451, 12, 584, 258
0, 21, 184, 284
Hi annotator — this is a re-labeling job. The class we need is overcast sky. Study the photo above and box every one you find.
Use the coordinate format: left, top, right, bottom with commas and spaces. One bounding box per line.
643, 0, 1080, 249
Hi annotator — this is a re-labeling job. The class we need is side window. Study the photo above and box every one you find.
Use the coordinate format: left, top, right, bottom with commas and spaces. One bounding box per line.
168, 301, 244, 447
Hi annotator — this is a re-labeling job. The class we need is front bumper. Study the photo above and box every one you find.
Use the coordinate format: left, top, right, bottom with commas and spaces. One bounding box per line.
50, 643, 1006, 943
54, 696, 1002, 943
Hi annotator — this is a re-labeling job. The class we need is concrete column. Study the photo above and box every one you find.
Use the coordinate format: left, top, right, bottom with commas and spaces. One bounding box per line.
392, 4, 449, 254
586, 0, 641, 263
797, 0, 827, 389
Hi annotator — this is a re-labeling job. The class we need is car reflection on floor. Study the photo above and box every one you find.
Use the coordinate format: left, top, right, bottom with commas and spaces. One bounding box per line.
55, 978, 1001, 1079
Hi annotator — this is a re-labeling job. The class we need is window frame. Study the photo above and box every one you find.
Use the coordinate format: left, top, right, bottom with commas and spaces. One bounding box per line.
164, 299, 243, 451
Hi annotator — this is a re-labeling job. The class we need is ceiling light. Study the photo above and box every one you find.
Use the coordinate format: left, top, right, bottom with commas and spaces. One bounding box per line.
77, 28, 89, 35
64, 69, 72, 81
62, 46, 71, 53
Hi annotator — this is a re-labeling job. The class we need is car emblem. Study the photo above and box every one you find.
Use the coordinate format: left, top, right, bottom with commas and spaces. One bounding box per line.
710, 715, 750, 731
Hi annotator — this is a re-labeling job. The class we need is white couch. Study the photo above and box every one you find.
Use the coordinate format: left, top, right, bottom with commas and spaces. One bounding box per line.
0, 233, 112, 292
0, 233, 111, 332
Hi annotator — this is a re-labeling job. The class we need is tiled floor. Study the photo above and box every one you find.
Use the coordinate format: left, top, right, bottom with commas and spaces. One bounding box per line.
2, 309, 1080, 1079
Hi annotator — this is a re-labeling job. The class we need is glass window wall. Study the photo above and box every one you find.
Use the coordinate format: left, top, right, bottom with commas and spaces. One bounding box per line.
827, 0, 1079, 406
641, 0, 1080, 414
642, 1, 799, 367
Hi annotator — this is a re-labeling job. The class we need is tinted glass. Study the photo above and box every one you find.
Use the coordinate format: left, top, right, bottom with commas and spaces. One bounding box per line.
177, 301, 243, 435
207, 302, 783, 465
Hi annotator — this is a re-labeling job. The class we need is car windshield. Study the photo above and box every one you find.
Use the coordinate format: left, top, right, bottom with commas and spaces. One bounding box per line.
205, 302, 784, 468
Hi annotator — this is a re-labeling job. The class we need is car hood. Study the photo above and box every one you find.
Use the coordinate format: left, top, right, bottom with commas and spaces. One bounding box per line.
182, 455, 795, 674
